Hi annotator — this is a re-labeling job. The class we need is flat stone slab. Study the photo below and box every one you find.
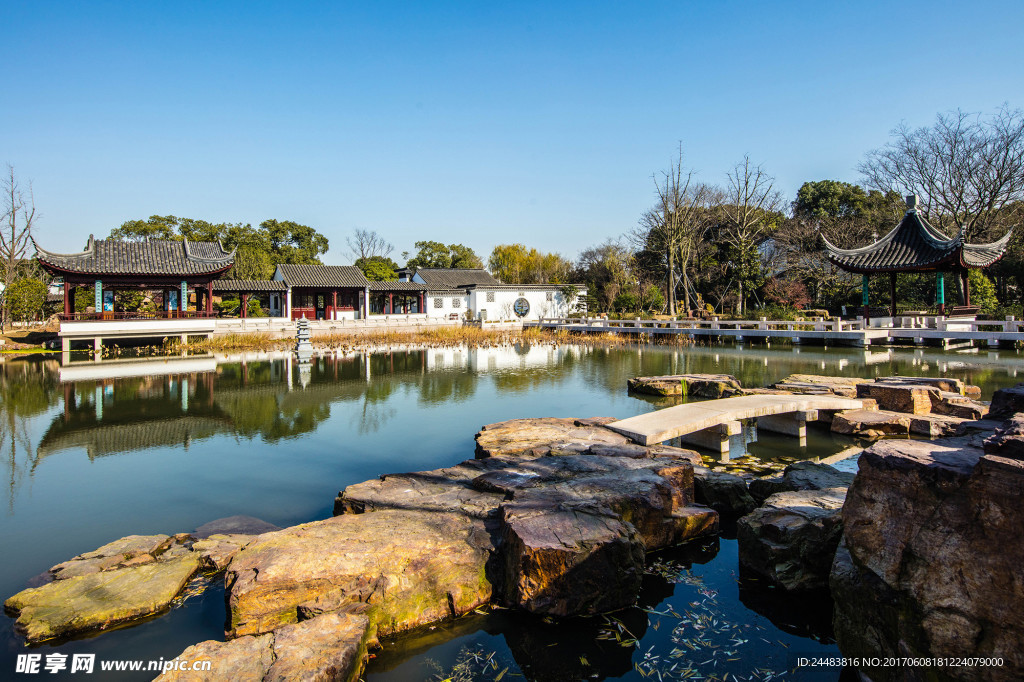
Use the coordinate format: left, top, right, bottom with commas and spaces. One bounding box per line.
748, 461, 855, 504
156, 612, 370, 682
226, 509, 493, 640
771, 374, 868, 398
475, 417, 631, 457
831, 409, 911, 437
5, 554, 200, 642
627, 373, 743, 398
607, 394, 865, 445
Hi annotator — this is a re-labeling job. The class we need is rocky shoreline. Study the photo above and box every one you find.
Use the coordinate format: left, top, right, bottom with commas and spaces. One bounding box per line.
4, 372, 1022, 681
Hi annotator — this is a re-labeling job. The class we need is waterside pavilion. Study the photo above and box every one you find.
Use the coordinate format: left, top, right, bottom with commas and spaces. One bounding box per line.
823, 195, 1013, 320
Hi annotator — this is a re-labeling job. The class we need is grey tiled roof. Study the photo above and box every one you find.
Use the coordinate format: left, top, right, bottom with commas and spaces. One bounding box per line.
824, 211, 1012, 273
34, 236, 235, 276
213, 279, 287, 292
274, 264, 370, 288
368, 281, 427, 292
413, 268, 499, 290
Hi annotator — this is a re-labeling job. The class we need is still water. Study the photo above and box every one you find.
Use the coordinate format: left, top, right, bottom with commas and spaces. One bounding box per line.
1, 342, 1021, 681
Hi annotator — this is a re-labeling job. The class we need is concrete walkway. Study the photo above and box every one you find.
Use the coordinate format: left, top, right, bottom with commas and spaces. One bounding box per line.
607, 394, 865, 446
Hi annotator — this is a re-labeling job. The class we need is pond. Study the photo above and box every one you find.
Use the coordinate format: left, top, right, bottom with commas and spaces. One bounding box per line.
1, 342, 1021, 680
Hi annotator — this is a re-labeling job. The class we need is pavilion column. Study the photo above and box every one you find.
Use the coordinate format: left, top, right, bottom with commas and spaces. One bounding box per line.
936, 272, 945, 315
63, 280, 71, 316
206, 282, 214, 314
961, 269, 971, 307
889, 272, 897, 317
364, 287, 370, 319
332, 290, 338, 320
861, 274, 870, 320
419, 292, 424, 314
179, 281, 186, 313
241, 293, 248, 318
388, 293, 393, 315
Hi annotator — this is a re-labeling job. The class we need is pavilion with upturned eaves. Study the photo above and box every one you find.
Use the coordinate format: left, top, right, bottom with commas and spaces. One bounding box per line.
823, 195, 1013, 319
35, 235, 234, 318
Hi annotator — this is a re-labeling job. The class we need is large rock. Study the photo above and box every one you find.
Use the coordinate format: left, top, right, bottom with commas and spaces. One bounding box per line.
156, 612, 370, 682
988, 383, 1024, 420
832, 437, 1024, 680
831, 409, 911, 437
857, 381, 986, 419
737, 488, 846, 591
748, 461, 855, 504
225, 510, 493, 640
5, 553, 200, 642
627, 373, 743, 398
693, 466, 757, 515
857, 381, 937, 414
984, 415, 1024, 460
771, 374, 868, 398
474, 417, 631, 457
337, 451, 717, 616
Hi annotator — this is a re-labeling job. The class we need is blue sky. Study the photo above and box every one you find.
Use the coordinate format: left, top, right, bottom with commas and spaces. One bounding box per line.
5, 1, 1023, 265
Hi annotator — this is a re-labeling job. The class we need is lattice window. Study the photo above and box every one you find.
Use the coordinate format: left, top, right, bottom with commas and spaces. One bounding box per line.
433, 298, 443, 309
452, 298, 462, 308
546, 291, 553, 301
486, 292, 495, 302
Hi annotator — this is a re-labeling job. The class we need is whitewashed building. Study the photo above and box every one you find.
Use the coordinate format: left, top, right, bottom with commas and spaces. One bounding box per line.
398, 267, 585, 322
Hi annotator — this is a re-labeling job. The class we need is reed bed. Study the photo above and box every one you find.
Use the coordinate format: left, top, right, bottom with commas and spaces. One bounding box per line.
159, 325, 699, 354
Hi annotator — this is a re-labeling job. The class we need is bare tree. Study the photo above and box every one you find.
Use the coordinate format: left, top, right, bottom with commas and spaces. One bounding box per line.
633, 148, 723, 316
720, 156, 784, 315
859, 106, 1024, 241
1, 166, 37, 332
346, 229, 393, 261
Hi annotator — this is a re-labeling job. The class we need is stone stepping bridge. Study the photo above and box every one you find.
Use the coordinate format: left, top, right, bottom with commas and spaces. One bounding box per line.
607, 394, 867, 455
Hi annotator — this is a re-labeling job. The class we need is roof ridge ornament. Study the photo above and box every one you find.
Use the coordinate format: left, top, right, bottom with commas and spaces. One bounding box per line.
906, 194, 919, 212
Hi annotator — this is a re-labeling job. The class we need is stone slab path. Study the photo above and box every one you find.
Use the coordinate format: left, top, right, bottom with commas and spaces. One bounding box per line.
607, 394, 865, 445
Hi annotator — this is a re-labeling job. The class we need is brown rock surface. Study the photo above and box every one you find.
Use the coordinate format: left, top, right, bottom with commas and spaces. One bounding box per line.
831, 409, 911, 437
988, 383, 1024, 420
5, 553, 200, 642
832, 436, 1024, 681
693, 467, 757, 515
856, 381, 936, 414
225, 510, 493, 639
771, 374, 868, 398
737, 488, 846, 591
984, 415, 1024, 460
474, 417, 632, 457
748, 461, 855, 504
156, 612, 370, 682
336, 449, 717, 616
627, 373, 743, 398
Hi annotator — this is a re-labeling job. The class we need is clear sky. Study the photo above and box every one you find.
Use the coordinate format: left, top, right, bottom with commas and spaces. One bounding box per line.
5, 1, 1024, 265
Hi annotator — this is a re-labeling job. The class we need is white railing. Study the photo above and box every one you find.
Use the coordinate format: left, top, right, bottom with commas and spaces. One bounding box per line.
532, 315, 1024, 335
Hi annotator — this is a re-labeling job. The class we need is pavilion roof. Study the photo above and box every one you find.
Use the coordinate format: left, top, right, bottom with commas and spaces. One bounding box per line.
213, 279, 287, 292
823, 199, 1013, 274
274, 264, 370, 288
34, 235, 235, 277
368, 280, 427, 292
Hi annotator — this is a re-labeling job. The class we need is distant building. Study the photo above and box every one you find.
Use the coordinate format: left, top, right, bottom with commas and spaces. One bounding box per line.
399, 267, 585, 321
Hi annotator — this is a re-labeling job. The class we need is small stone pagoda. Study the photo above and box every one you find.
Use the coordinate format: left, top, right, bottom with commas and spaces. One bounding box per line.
823, 195, 1013, 317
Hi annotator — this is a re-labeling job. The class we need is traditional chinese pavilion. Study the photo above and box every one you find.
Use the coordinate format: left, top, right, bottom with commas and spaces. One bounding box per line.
35, 235, 234, 317
823, 195, 1013, 317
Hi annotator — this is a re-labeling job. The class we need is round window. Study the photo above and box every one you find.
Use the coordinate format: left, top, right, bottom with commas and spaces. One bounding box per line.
513, 297, 530, 317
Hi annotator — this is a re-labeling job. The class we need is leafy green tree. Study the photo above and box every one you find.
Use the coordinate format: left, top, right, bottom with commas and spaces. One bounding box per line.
109, 215, 180, 241
5, 278, 47, 322
355, 256, 398, 281
260, 219, 329, 264
231, 245, 275, 280
489, 244, 573, 284
405, 241, 482, 269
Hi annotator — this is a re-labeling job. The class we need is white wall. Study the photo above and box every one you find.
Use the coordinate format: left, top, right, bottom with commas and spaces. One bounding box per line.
469, 288, 581, 321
